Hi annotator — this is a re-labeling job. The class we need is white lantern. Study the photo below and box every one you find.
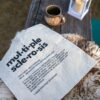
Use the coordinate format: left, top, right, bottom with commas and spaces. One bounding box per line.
68, 0, 92, 20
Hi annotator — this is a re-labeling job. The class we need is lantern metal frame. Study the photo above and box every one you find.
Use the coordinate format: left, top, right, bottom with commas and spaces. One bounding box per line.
68, 0, 92, 20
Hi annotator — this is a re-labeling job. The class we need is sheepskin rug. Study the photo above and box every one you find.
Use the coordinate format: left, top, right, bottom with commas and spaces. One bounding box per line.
62, 34, 100, 100
0, 34, 100, 100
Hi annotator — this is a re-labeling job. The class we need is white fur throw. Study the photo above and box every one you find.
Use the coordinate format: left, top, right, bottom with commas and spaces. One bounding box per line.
62, 34, 100, 100
0, 34, 100, 100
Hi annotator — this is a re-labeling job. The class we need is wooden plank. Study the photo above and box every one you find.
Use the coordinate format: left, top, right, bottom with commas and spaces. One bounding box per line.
25, 0, 41, 28
61, 0, 92, 40
25, 0, 63, 33
36, 0, 62, 33
25, 0, 92, 40
58, 0, 69, 34
83, 9, 92, 40
35, 0, 60, 32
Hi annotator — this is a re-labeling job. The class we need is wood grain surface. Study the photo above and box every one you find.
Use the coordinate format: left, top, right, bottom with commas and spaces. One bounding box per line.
25, 0, 92, 40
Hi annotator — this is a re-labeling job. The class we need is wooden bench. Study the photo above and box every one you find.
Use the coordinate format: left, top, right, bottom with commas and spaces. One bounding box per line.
25, 0, 92, 40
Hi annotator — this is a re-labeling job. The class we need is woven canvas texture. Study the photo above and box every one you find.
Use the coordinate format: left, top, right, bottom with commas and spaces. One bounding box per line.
0, 34, 100, 100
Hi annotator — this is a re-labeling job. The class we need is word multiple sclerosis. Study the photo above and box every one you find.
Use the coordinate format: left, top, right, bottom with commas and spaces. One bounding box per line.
7, 38, 48, 72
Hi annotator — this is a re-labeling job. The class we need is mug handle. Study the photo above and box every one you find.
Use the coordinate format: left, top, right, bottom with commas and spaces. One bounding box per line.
60, 15, 66, 25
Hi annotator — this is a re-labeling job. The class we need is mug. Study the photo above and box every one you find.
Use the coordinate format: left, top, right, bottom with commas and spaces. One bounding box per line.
44, 5, 66, 26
